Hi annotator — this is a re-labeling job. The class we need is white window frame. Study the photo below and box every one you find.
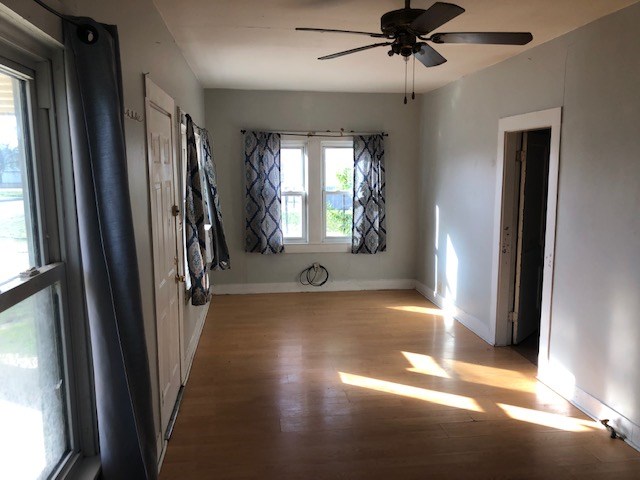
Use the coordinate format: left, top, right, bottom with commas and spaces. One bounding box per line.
0, 16, 99, 480
281, 136, 353, 253
280, 139, 308, 243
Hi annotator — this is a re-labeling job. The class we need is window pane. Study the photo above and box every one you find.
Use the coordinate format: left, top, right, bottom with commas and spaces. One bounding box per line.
325, 192, 352, 238
324, 147, 353, 192
0, 72, 38, 286
282, 194, 303, 238
281, 147, 304, 192
0, 284, 69, 480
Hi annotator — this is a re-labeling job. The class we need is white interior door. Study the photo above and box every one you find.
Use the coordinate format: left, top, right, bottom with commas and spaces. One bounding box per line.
145, 77, 182, 439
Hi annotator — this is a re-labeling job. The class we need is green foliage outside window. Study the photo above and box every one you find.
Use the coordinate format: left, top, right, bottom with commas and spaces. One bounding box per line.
326, 167, 353, 237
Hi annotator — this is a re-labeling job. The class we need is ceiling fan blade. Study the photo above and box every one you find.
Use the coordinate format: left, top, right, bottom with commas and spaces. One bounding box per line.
318, 42, 392, 60
410, 2, 465, 35
296, 27, 386, 38
431, 32, 533, 45
414, 43, 447, 67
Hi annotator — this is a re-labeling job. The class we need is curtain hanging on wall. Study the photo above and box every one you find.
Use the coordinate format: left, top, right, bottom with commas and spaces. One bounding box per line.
64, 19, 157, 479
244, 131, 285, 254
352, 134, 387, 254
200, 130, 230, 270
185, 114, 211, 305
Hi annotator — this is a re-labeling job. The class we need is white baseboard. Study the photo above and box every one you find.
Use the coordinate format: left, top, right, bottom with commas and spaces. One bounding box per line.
157, 438, 168, 473
415, 281, 494, 346
212, 279, 416, 295
182, 305, 207, 385
538, 363, 640, 452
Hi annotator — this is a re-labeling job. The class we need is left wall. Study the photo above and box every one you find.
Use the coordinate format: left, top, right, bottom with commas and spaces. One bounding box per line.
1, 0, 206, 453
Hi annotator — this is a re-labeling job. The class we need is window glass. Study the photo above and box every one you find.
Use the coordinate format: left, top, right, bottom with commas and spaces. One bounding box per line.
325, 192, 352, 238
324, 146, 354, 238
0, 72, 38, 286
0, 66, 71, 479
281, 147, 304, 192
282, 194, 303, 238
0, 284, 69, 480
324, 147, 353, 192
281, 146, 306, 240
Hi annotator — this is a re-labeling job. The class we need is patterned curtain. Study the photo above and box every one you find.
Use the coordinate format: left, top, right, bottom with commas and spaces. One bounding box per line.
185, 115, 210, 305
244, 132, 285, 254
352, 135, 387, 254
200, 130, 230, 270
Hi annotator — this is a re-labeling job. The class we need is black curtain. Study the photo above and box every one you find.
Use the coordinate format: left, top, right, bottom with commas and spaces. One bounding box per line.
64, 19, 157, 479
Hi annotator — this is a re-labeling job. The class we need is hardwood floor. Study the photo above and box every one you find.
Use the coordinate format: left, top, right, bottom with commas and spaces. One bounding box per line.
160, 290, 640, 479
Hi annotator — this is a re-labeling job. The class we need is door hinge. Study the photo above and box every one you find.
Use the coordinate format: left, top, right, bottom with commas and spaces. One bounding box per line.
517, 150, 526, 163
508, 311, 518, 323
171, 205, 180, 217
175, 274, 186, 283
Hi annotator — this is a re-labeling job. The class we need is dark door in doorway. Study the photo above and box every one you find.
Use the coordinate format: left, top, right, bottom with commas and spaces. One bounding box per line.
513, 128, 551, 359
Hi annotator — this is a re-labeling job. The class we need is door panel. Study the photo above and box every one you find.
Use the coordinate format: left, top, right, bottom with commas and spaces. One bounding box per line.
514, 128, 551, 344
145, 77, 182, 441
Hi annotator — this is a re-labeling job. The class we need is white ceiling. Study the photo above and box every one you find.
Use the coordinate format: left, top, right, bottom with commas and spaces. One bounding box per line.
152, 0, 637, 94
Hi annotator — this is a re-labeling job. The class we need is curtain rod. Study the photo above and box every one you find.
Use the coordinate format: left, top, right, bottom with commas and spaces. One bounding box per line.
178, 108, 206, 133
31, 0, 82, 27
240, 129, 388, 138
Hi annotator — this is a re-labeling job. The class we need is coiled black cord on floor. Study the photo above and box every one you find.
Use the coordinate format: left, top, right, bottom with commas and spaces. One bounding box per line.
299, 263, 329, 287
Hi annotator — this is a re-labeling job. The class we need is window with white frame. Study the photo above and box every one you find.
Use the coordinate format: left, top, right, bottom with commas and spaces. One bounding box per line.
0, 38, 96, 480
280, 137, 353, 251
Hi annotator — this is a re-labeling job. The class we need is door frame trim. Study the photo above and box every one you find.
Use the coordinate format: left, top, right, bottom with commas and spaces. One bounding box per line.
489, 108, 562, 370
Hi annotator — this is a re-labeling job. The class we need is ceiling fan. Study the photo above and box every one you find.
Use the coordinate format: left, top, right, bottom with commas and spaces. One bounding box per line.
296, 1, 533, 101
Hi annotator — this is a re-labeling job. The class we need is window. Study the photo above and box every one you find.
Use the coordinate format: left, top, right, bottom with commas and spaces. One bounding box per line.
0, 42, 95, 479
280, 137, 353, 252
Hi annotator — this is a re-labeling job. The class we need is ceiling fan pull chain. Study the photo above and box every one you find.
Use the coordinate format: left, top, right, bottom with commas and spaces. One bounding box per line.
412, 55, 416, 100
404, 56, 408, 104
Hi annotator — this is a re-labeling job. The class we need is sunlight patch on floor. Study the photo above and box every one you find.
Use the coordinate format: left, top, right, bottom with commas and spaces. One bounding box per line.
339, 372, 484, 412
402, 351, 450, 378
402, 350, 537, 393
445, 358, 537, 393
388, 306, 446, 316
498, 403, 601, 432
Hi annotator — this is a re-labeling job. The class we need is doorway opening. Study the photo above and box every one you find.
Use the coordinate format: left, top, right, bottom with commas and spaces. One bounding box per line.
491, 107, 562, 369
509, 128, 551, 364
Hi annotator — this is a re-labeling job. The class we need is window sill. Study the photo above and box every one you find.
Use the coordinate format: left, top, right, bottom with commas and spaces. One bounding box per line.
284, 243, 351, 253
62, 454, 100, 480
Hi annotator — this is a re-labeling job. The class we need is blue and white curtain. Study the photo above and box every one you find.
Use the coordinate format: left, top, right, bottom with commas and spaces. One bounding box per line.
352, 135, 386, 254
185, 115, 210, 305
200, 130, 230, 270
244, 132, 285, 254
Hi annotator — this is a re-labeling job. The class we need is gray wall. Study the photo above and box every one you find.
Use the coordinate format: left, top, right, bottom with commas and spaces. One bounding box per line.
416, 3, 640, 426
5, 0, 207, 446
205, 89, 420, 287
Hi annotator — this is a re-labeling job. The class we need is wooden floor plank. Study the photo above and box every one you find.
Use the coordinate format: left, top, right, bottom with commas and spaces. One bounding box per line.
160, 290, 640, 479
